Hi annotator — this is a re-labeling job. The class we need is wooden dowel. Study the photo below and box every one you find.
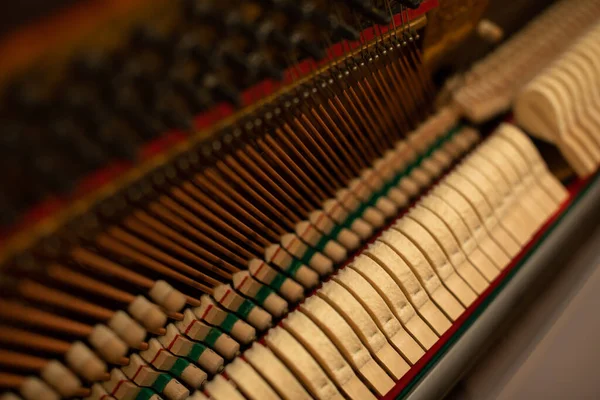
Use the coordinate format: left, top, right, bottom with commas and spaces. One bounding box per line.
0, 350, 48, 372
17, 280, 114, 321
0, 300, 92, 337
0, 327, 71, 354
70, 247, 154, 289
47, 263, 135, 304
0, 373, 25, 389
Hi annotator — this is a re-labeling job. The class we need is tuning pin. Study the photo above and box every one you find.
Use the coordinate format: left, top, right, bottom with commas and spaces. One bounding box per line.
152, 84, 194, 132
171, 78, 214, 113
110, 78, 166, 141
250, 0, 274, 6
110, 78, 163, 140
120, 180, 155, 211
49, 118, 108, 171
225, 12, 257, 37
124, 106, 165, 141
96, 195, 130, 225
93, 119, 140, 161
346, 0, 391, 25
71, 52, 113, 81
130, 25, 162, 47
5, 81, 48, 118
257, 21, 294, 50
8, 127, 80, 196
203, 74, 242, 107
331, 18, 360, 41
251, 55, 285, 81
298, 2, 355, 42
64, 87, 144, 158
37, 233, 65, 260
301, 3, 331, 29
401, 29, 413, 44
0, 193, 19, 227
177, 38, 220, 76
6, 81, 42, 109
271, 0, 306, 21
222, 49, 254, 74
0, 125, 42, 206
259, 59, 284, 82
150, 165, 179, 192
399, 0, 424, 9
181, 0, 199, 18
31, 149, 77, 194
0, 122, 25, 156
0, 276, 21, 301
130, 25, 174, 58
187, 1, 224, 31
291, 32, 326, 60
61, 88, 114, 129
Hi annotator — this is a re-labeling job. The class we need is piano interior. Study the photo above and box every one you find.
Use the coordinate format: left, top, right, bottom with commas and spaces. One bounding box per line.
0, 0, 599, 399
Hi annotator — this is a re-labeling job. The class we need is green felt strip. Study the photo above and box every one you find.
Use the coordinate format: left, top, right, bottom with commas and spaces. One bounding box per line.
269, 272, 288, 291
135, 388, 157, 400
169, 358, 190, 377
376, 178, 398, 200
151, 373, 172, 393
324, 125, 465, 244
219, 313, 239, 333
364, 191, 380, 208
188, 342, 207, 361
237, 299, 256, 319
299, 246, 318, 265
313, 234, 331, 253
253, 285, 274, 305
328, 222, 347, 241
286, 258, 304, 277
351, 200, 371, 220
204, 328, 222, 347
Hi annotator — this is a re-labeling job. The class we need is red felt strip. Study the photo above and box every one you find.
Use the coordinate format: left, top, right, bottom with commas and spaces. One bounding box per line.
0, 0, 438, 249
